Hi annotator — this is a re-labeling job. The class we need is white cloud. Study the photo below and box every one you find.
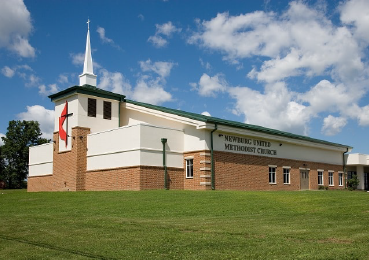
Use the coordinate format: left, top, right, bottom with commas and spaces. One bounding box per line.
26, 74, 40, 87
148, 21, 181, 48
197, 73, 227, 97
39, 84, 58, 97
58, 74, 69, 84
70, 52, 101, 69
17, 105, 55, 140
131, 77, 172, 105
0, 0, 35, 57
148, 35, 168, 48
356, 105, 369, 126
199, 58, 211, 71
0, 133, 5, 146
139, 59, 176, 79
228, 82, 311, 135
189, 1, 364, 84
1, 66, 15, 78
322, 115, 347, 136
96, 26, 121, 50
156, 21, 181, 36
340, 0, 369, 43
201, 111, 211, 117
98, 69, 132, 95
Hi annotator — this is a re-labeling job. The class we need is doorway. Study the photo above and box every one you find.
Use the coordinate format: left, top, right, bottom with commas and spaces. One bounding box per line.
364, 173, 369, 191
300, 170, 310, 190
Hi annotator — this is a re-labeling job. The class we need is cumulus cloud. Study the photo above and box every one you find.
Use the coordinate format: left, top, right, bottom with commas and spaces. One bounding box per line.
188, 0, 369, 136
1, 66, 15, 78
131, 77, 172, 105
0, 0, 35, 57
322, 115, 347, 136
197, 73, 227, 97
39, 84, 58, 97
148, 21, 181, 48
17, 105, 55, 140
139, 59, 176, 79
228, 82, 311, 135
98, 69, 132, 95
189, 1, 364, 84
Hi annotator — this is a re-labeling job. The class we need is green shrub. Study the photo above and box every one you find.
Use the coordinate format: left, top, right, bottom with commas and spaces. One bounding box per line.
348, 175, 360, 191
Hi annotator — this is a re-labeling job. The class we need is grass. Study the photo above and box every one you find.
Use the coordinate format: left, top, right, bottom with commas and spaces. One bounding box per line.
0, 189, 368, 259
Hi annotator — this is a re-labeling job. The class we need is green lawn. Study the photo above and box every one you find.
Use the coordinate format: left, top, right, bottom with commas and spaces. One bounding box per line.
0, 189, 368, 259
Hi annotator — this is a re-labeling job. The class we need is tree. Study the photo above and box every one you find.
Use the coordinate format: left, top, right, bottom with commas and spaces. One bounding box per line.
0, 146, 5, 189
0, 120, 49, 189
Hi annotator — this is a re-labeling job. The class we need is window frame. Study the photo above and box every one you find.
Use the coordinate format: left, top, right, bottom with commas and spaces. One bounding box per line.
283, 167, 290, 184
185, 158, 194, 179
318, 170, 324, 186
103, 101, 112, 120
338, 172, 343, 186
328, 171, 334, 186
269, 166, 277, 184
88, 98, 96, 117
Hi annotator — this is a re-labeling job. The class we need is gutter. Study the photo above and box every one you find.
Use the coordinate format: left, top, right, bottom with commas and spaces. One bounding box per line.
161, 138, 168, 190
210, 123, 217, 190
343, 147, 349, 189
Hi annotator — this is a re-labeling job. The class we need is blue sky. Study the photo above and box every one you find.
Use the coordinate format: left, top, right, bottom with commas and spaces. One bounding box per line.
1, 0, 368, 153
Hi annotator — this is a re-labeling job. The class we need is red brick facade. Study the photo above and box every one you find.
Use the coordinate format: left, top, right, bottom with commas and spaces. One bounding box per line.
28, 129, 345, 192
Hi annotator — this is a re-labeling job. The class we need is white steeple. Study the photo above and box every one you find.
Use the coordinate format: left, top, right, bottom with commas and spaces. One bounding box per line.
79, 19, 97, 86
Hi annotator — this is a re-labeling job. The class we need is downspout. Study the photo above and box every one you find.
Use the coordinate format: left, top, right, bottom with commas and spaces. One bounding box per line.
210, 123, 217, 190
343, 147, 349, 189
161, 138, 168, 190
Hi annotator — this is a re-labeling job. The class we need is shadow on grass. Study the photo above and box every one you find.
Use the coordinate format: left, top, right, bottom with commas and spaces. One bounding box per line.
0, 234, 116, 260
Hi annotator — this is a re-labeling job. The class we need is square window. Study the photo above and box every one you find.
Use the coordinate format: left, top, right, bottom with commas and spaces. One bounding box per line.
283, 168, 290, 184
103, 101, 112, 120
318, 171, 323, 186
88, 98, 96, 117
186, 159, 193, 178
269, 167, 276, 184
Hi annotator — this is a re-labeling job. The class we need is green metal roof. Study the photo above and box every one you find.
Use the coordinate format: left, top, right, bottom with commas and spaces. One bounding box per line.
49, 85, 126, 102
126, 99, 352, 150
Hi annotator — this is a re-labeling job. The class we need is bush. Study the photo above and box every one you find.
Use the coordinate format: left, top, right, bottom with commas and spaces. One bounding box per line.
348, 175, 360, 191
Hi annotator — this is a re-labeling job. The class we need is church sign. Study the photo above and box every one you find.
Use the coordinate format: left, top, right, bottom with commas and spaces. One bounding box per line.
223, 134, 277, 156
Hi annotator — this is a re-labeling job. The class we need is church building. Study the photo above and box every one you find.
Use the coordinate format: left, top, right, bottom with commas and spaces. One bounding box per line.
28, 23, 368, 192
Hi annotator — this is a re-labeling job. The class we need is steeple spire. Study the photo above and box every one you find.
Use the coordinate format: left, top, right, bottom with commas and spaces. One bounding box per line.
79, 19, 97, 86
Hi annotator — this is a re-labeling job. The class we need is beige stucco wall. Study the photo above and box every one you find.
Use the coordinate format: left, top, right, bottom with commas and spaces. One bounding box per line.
87, 124, 184, 171
29, 143, 53, 177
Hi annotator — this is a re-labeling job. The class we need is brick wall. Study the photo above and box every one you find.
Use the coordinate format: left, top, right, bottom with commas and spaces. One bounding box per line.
28, 127, 90, 192
214, 151, 344, 191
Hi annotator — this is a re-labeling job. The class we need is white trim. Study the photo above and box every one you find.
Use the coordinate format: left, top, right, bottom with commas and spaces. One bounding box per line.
200, 182, 211, 186
184, 156, 194, 160
268, 165, 277, 168
87, 148, 183, 158
200, 153, 211, 156
317, 169, 324, 172
185, 158, 193, 179
200, 160, 211, 164
200, 167, 211, 171
282, 166, 291, 169
299, 168, 310, 171
200, 175, 211, 178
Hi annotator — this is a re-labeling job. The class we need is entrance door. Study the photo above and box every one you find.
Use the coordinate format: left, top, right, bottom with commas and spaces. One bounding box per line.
364, 173, 369, 191
300, 170, 310, 190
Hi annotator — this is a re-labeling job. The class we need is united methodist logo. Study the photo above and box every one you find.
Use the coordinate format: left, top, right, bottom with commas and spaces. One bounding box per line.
59, 101, 73, 147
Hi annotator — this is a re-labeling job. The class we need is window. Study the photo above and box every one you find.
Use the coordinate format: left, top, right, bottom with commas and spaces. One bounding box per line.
88, 98, 96, 117
283, 167, 290, 184
186, 159, 193, 178
103, 101, 111, 120
318, 171, 323, 186
269, 166, 276, 184
339, 172, 343, 186
329, 172, 334, 186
